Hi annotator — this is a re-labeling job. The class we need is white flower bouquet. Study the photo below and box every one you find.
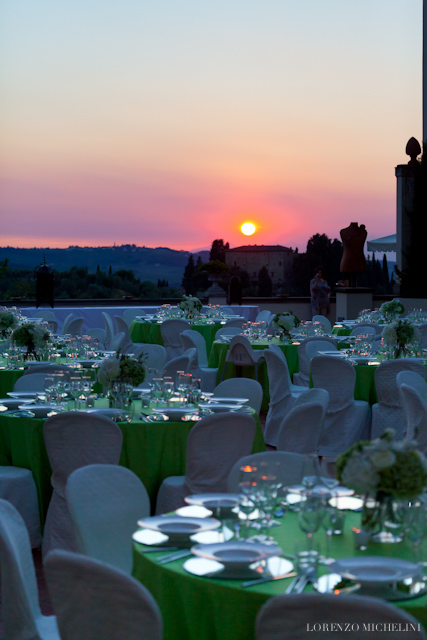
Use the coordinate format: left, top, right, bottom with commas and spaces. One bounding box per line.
381, 319, 420, 358
11, 322, 50, 359
178, 295, 203, 318
380, 298, 405, 321
272, 311, 300, 339
0, 309, 19, 338
97, 352, 146, 387
336, 429, 427, 500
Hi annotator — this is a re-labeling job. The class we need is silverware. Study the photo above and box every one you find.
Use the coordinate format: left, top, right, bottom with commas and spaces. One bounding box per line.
137, 546, 180, 553
157, 549, 193, 564
294, 574, 309, 593
241, 571, 297, 588
285, 574, 304, 594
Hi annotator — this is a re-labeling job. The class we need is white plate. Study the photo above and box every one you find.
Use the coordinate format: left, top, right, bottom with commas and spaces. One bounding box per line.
191, 541, 282, 567
330, 557, 419, 584
318, 351, 346, 357
75, 359, 98, 368
328, 496, 364, 511
183, 555, 292, 580
198, 403, 242, 413
175, 505, 213, 518
210, 398, 249, 404
352, 357, 376, 365
136, 516, 220, 542
8, 391, 41, 399
82, 408, 128, 422
18, 403, 66, 418
152, 407, 198, 420
185, 494, 240, 510
0, 398, 35, 411
288, 484, 354, 497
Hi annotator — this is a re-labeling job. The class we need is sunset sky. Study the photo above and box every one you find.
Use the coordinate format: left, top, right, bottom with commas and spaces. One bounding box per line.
0, 1, 422, 252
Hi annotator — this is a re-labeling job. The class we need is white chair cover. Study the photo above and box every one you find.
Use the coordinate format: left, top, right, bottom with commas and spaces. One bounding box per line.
131, 343, 167, 381
263, 349, 301, 447
162, 352, 193, 387
42, 413, 123, 558
14, 372, 50, 391
221, 307, 235, 316
255, 310, 272, 323
66, 317, 84, 337
34, 310, 56, 322
213, 378, 263, 414
181, 332, 218, 392
0, 499, 60, 640
155, 413, 257, 514
305, 339, 337, 362
268, 344, 306, 394
181, 329, 209, 366
0, 467, 41, 548
85, 327, 107, 348
293, 337, 338, 387
44, 550, 163, 640
102, 312, 115, 346
227, 451, 305, 492
107, 331, 125, 352
61, 313, 74, 335
350, 325, 377, 341
114, 316, 133, 351
397, 370, 427, 401
255, 593, 427, 640
66, 465, 150, 574
222, 319, 245, 329
220, 335, 264, 382
371, 359, 427, 439
160, 319, 191, 361
123, 308, 146, 326
311, 314, 332, 333
398, 383, 427, 452
311, 356, 371, 457
215, 326, 242, 339
276, 388, 329, 455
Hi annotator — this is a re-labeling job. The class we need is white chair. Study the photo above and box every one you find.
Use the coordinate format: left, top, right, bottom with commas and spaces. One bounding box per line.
114, 315, 134, 351
220, 335, 265, 382
255, 593, 427, 640
42, 413, 123, 558
60, 313, 74, 335
66, 317, 84, 337
276, 388, 329, 455
215, 326, 242, 340
102, 312, 115, 346
397, 370, 427, 402
107, 331, 125, 352
255, 310, 273, 323
418, 323, 427, 349
162, 351, 194, 388
0, 499, 60, 640
0, 467, 41, 548
123, 308, 146, 326
155, 413, 257, 514
397, 373, 427, 451
293, 337, 338, 387
44, 550, 163, 640
311, 314, 332, 333
160, 319, 191, 361
34, 310, 56, 322
305, 339, 337, 362
350, 325, 378, 341
371, 359, 427, 439
267, 344, 307, 395
263, 349, 306, 447
227, 451, 305, 492
181, 331, 218, 392
130, 344, 167, 381
222, 319, 245, 329
85, 327, 107, 349
66, 465, 150, 574
14, 372, 49, 391
213, 378, 263, 414
311, 356, 371, 457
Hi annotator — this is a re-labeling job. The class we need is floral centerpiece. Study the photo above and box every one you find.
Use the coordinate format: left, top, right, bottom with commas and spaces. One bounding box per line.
381, 319, 421, 359
336, 430, 427, 542
380, 298, 405, 322
97, 352, 146, 387
272, 311, 300, 340
178, 295, 203, 319
0, 309, 19, 339
11, 322, 50, 360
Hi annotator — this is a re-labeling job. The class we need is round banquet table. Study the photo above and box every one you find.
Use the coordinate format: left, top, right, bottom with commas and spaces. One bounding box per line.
130, 321, 221, 355
132, 509, 427, 640
0, 400, 265, 526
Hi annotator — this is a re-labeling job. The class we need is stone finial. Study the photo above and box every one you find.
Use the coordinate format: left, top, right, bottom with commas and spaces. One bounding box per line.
406, 137, 422, 166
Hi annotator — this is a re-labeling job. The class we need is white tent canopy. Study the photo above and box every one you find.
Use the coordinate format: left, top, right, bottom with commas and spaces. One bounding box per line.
367, 234, 396, 252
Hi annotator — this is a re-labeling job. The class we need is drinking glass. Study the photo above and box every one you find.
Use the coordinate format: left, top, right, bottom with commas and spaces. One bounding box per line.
298, 495, 324, 552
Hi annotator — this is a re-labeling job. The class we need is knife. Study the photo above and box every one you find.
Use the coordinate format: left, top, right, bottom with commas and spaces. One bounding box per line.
157, 549, 193, 564
137, 546, 180, 553
241, 571, 297, 588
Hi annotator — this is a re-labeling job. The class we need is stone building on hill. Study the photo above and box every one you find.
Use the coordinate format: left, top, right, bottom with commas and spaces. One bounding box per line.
224, 245, 295, 293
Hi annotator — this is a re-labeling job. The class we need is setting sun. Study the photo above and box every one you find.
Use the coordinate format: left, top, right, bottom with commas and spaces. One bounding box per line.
241, 222, 256, 236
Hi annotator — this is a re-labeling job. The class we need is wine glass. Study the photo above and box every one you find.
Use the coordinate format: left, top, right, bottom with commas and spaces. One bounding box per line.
298, 494, 324, 552
301, 456, 321, 494
238, 465, 258, 538
321, 502, 342, 564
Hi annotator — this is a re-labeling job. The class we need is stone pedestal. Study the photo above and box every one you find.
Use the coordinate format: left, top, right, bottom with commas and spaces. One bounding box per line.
336, 288, 373, 321
395, 163, 417, 282
206, 276, 227, 305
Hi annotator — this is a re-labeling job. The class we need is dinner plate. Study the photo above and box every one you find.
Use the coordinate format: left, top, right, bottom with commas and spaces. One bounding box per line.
198, 403, 243, 413
288, 483, 354, 497
136, 516, 220, 543
185, 493, 241, 509
191, 541, 282, 569
152, 407, 198, 420
328, 496, 364, 511
175, 505, 213, 518
330, 557, 419, 584
18, 403, 66, 418
0, 398, 35, 411
318, 351, 346, 357
351, 356, 376, 365
209, 398, 249, 404
82, 408, 127, 421
75, 359, 98, 368
183, 554, 292, 580
8, 391, 42, 399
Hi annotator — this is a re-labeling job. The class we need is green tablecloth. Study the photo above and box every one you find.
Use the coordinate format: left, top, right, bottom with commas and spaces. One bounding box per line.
130, 321, 220, 356
208, 340, 299, 412
0, 402, 265, 526
0, 367, 25, 398
133, 510, 427, 640
332, 326, 352, 336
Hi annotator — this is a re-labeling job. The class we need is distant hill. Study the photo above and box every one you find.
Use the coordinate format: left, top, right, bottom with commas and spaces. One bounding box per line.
0, 245, 210, 287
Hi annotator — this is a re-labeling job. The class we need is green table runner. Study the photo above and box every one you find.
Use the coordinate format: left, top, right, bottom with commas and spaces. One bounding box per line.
133, 509, 427, 640
0, 401, 265, 525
